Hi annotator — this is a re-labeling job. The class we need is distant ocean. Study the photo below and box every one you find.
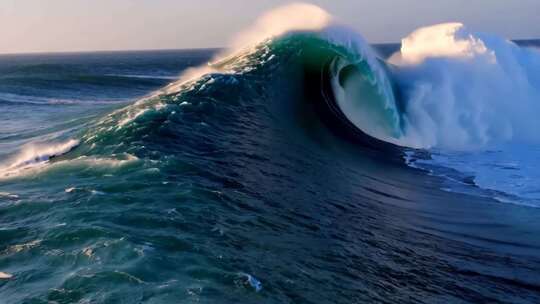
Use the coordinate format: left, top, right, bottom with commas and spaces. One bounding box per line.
1, 7, 540, 303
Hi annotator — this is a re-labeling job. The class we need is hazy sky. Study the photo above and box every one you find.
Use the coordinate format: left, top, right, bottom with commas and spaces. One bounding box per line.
1, 0, 539, 54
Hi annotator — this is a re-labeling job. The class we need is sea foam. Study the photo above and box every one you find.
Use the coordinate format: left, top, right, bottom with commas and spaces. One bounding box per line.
391, 23, 540, 149
0, 139, 79, 178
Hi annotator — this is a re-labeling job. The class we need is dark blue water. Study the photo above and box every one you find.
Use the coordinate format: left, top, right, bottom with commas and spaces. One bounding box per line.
1, 41, 540, 304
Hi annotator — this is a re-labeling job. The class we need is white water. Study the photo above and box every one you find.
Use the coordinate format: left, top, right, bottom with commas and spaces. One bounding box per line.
408, 145, 540, 207
392, 23, 540, 206
0, 139, 79, 178
391, 23, 540, 150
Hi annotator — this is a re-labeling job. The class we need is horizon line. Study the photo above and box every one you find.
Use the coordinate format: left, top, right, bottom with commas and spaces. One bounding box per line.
1, 38, 538, 57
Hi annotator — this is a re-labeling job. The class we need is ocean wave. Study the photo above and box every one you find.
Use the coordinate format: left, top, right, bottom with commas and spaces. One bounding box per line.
83, 6, 540, 151
4, 3, 540, 207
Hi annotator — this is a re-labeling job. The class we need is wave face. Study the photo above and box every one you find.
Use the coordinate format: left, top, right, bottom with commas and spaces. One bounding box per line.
2, 4, 540, 304
65, 10, 410, 160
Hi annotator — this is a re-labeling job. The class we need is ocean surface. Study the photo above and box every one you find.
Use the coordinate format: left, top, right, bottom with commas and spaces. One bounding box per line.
1, 12, 540, 303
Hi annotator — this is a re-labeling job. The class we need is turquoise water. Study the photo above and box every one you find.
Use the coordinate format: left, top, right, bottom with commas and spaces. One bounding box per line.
1, 36, 540, 304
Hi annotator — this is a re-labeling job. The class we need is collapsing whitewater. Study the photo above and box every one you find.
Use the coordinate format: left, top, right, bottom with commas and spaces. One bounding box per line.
174, 4, 540, 150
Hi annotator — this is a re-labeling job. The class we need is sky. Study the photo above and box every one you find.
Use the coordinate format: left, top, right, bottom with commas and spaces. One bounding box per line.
1, 0, 539, 54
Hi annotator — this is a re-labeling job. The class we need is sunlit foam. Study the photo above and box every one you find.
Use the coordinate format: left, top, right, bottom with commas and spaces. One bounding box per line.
228, 3, 331, 51
390, 23, 493, 64
391, 23, 540, 149
0, 139, 79, 178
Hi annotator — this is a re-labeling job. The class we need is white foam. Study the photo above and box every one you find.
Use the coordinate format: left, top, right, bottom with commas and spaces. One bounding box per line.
391, 23, 540, 149
390, 23, 492, 64
0, 192, 19, 199
117, 108, 149, 128
408, 144, 540, 207
0, 272, 13, 279
1, 152, 139, 180
0, 139, 79, 178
